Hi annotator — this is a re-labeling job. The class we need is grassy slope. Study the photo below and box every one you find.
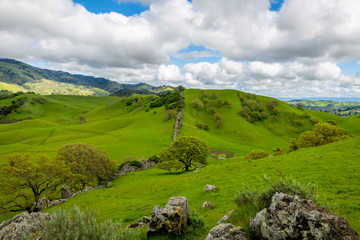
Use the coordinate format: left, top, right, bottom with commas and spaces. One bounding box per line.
0, 81, 26, 92
0, 94, 174, 161
40, 136, 360, 237
0, 90, 359, 236
181, 89, 360, 155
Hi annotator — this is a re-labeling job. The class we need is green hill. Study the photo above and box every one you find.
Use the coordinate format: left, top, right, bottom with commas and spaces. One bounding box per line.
0, 89, 359, 237
0, 58, 172, 96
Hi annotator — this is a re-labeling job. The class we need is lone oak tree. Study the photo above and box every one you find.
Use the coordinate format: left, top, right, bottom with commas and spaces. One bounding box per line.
0, 154, 71, 213
159, 136, 208, 172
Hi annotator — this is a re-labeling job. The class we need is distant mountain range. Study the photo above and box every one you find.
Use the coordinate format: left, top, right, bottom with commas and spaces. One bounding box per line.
0, 58, 173, 96
287, 99, 360, 116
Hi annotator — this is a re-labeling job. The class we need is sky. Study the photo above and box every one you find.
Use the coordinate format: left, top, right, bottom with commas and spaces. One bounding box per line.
0, 0, 360, 98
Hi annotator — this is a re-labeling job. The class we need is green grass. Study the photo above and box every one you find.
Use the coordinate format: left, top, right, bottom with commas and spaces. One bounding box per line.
36, 136, 360, 238
0, 89, 359, 238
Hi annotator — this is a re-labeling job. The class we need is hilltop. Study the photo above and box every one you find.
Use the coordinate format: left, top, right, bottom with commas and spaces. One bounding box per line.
0, 58, 172, 96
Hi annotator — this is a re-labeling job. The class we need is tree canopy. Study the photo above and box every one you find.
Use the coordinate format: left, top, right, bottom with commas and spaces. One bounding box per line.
158, 136, 208, 173
0, 154, 71, 213
56, 143, 117, 191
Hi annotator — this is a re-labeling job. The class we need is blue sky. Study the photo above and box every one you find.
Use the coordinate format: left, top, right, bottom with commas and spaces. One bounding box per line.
1, 0, 360, 98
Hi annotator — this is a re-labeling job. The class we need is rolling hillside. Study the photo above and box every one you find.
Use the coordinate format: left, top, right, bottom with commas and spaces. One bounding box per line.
0, 89, 359, 237
0, 58, 171, 96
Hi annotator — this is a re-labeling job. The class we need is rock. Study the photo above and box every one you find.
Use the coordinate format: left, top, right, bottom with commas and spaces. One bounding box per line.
147, 196, 189, 236
0, 212, 52, 240
194, 168, 200, 173
140, 158, 156, 169
48, 199, 67, 207
117, 163, 139, 177
126, 216, 151, 229
217, 210, 235, 225
205, 223, 250, 240
106, 182, 113, 188
82, 186, 94, 192
250, 192, 359, 240
201, 201, 213, 209
61, 185, 73, 199
204, 184, 217, 192
33, 197, 50, 211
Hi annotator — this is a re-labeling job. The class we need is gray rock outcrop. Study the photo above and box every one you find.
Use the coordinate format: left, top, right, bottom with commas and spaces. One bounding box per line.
61, 185, 73, 199
204, 184, 217, 191
0, 212, 52, 240
147, 196, 189, 236
48, 199, 67, 207
205, 223, 250, 240
126, 216, 151, 229
250, 192, 359, 240
217, 210, 235, 225
33, 197, 50, 211
140, 158, 156, 169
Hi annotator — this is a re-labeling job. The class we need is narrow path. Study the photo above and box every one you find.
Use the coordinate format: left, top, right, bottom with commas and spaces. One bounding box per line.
39, 128, 55, 145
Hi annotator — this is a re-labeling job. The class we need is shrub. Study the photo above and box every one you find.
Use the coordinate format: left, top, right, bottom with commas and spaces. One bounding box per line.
310, 118, 320, 124
267, 100, 277, 110
163, 109, 176, 120
148, 155, 160, 164
23, 206, 144, 240
206, 107, 216, 114
195, 121, 209, 131
235, 176, 318, 210
245, 150, 268, 160
32, 97, 47, 104
56, 144, 117, 191
296, 103, 305, 109
78, 115, 87, 124
184, 208, 207, 238
191, 99, 204, 110
272, 147, 285, 156
327, 119, 338, 126
210, 93, 218, 99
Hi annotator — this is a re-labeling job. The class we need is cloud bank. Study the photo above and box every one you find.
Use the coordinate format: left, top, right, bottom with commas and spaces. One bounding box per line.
0, 0, 360, 97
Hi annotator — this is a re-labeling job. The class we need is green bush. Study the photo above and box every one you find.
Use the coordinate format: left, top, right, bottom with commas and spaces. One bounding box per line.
290, 123, 352, 150
195, 121, 209, 131
234, 176, 318, 209
23, 206, 145, 240
191, 99, 204, 110
148, 155, 160, 164
245, 150, 268, 160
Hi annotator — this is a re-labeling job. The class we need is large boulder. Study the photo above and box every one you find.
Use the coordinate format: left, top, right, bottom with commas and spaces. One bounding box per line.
147, 196, 189, 236
61, 185, 73, 199
205, 223, 250, 240
0, 212, 52, 240
250, 192, 359, 240
33, 197, 50, 211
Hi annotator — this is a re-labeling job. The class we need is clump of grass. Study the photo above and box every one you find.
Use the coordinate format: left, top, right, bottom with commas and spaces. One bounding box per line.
23, 206, 145, 240
234, 175, 318, 209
